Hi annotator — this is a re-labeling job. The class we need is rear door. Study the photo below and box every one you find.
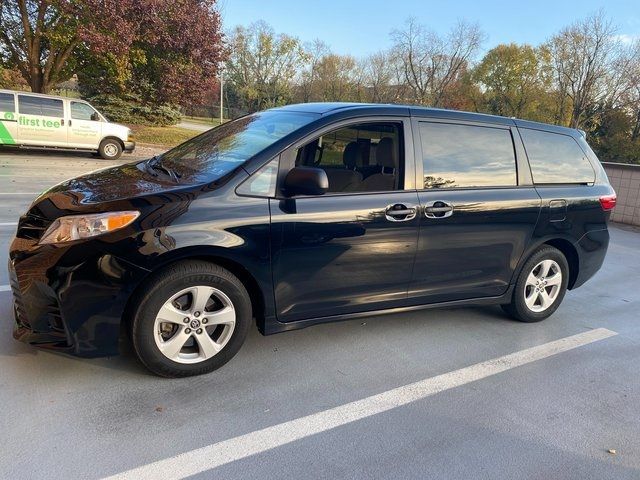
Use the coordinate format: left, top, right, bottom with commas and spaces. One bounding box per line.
0, 92, 17, 145
409, 118, 541, 304
17, 94, 67, 146
270, 117, 420, 322
68, 101, 103, 148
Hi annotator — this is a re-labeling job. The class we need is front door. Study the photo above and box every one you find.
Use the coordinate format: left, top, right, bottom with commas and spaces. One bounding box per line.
270, 119, 420, 322
409, 119, 541, 304
68, 101, 103, 149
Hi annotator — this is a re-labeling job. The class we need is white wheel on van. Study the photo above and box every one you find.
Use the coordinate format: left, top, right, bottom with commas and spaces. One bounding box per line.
99, 138, 123, 160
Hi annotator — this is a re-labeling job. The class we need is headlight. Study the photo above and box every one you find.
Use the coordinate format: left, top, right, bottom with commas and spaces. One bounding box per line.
39, 211, 140, 245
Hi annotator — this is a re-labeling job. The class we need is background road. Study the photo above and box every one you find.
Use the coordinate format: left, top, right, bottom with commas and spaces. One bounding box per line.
0, 150, 639, 479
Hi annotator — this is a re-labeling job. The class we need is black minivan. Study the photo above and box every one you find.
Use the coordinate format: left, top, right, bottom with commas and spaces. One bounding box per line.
9, 103, 616, 377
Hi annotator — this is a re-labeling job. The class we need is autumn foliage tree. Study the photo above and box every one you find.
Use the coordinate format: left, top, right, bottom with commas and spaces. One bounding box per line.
0, 0, 225, 107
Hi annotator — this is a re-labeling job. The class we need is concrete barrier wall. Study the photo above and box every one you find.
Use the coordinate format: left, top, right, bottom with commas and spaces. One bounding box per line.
602, 162, 640, 226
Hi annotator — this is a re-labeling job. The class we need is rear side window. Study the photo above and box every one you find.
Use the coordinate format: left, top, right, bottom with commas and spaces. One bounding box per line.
0, 93, 15, 112
519, 128, 595, 184
18, 95, 64, 118
420, 122, 517, 188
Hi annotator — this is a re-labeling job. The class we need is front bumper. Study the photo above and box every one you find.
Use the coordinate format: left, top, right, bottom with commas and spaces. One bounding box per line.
124, 141, 136, 153
9, 241, 149, 357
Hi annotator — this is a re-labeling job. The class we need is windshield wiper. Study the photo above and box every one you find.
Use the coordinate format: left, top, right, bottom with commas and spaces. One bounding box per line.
145, 155, 181, 183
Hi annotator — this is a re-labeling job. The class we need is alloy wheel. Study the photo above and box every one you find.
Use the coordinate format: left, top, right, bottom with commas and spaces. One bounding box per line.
153, 285, 236, 364
523, 259, 562, 313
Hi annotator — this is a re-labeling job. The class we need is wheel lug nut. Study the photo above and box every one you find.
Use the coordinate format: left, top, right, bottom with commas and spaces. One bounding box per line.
197, 328, 203, 334
183, 318, 189, 323
185, 328, 191, 334
194, 311, 200, 317
202, 318, 208, 324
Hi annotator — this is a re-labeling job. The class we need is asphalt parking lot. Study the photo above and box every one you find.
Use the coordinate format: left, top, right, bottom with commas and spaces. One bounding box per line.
1, 149, 639, 480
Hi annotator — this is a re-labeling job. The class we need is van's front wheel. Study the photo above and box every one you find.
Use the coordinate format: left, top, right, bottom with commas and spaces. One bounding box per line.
130, 261, 252, 377
99, 138, 123, 160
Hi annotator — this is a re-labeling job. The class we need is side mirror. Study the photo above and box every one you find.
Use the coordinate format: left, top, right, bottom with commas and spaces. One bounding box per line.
283, 167, 329, 197
90, 112, 100, 121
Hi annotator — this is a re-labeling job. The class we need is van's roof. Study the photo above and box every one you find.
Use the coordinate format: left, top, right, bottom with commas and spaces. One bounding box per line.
274, 102, 580, 136
0, 88, 87, 103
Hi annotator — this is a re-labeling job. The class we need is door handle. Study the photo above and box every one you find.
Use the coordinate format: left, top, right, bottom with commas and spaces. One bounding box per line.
424, 201, 454, 219
385, 204, 417, 222
61, 119, 64, 126
68, 119, 72, 127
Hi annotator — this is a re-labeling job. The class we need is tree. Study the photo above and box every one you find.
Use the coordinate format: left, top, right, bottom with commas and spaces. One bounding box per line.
226, 21, 307, 112
0, 0, 225, 107
0, 0, 85, 93
473, 43, 554, 120
391, 18, 484, 106
78, 0, 225, 108
297, 39, 330, 102
358, 51, 397, 103
547, 12, 621, 128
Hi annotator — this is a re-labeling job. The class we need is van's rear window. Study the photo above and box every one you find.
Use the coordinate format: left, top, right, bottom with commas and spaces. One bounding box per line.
0, 93, 15, 112
160, 111, 319, 180
520, 128, 595, 184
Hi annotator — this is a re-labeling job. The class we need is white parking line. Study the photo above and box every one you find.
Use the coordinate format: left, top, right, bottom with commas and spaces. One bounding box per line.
0, 222, 17, 227
0, 285, 10, 292
0, 192, 38, 195
101, 327, 617, 480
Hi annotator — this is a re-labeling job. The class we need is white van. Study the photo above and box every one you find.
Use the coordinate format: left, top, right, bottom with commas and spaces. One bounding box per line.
0, 89, 134, 159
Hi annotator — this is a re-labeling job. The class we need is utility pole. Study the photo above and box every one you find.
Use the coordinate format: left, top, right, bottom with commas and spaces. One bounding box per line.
219, 69, 224, 125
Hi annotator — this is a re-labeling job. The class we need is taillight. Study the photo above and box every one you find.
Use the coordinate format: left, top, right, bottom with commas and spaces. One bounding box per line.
599, 194, 617, 211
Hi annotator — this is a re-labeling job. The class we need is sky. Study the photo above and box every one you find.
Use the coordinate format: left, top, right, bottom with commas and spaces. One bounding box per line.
219, 0, 640, 57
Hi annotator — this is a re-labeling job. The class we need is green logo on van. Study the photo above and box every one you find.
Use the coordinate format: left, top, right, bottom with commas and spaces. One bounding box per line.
3, 112, 14, 120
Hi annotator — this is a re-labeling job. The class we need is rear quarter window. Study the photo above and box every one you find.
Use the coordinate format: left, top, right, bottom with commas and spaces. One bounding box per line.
519, 128, 595, 184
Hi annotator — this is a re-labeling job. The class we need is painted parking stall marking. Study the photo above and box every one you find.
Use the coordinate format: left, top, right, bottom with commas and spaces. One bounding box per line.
0, 285, 10, 292
102, 328, 617, 480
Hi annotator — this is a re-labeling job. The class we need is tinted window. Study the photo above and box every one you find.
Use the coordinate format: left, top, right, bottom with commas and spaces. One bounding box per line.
296, 122, 403, 193
420, 122, 517, 188
159, 111, 317, 181
71, 102, 98, 121
520, 128, 595, 184
18, 96, 64, 117
0, 93, 15, 112
237, 157, 279, 197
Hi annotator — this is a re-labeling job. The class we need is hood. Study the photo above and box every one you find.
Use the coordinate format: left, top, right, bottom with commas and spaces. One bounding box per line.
32, 161, 181, 206
25, 161, 204, 223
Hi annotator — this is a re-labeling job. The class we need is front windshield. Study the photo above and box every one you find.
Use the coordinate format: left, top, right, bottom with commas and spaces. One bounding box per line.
159, 110, 319, 179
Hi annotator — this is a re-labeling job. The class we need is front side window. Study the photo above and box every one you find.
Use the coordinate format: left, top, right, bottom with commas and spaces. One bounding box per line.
237, 157, 279, 197
18, 96, 64, 117
519, 128, 595, 184
420, 122, 517, 189
0, 93, 15, 112
71, 102, 98, 121
295, 122, 404, 193
159, 111, 318, 182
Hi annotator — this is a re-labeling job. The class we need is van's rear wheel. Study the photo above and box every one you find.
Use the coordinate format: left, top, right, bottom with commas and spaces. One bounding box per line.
130, 261, 252, 377
99, 138, 122, 160
502, 246, 569, 322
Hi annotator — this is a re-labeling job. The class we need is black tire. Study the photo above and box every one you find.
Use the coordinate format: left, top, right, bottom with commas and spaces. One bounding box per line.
98, 138, 123, 160
130, 261, 252, 377
502, 245, 569, 323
